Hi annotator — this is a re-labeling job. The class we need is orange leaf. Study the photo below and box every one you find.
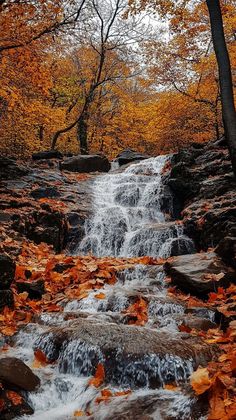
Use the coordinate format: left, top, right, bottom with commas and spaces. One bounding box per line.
164, 383, 179, 391
114, 390, 132, 397
1, 325, 17, 336
33, 349, 51, 368
94, 293, 106, 300
89, 364, 105, 388
6, 391, 22, 406
190, 367, 213, 395
74, 410, 85, 417
179, 324, 192, 333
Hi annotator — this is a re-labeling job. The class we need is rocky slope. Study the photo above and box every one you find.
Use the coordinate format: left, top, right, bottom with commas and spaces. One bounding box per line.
0, 143, 235, 419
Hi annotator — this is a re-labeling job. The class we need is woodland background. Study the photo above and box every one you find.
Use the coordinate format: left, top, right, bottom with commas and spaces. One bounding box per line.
0, 0, 236, 159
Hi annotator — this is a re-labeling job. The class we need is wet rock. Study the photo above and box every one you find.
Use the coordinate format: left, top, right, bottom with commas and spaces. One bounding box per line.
65, 210, 92, 253
216, 236, 236, 269
185, 307, 216, 322
178, 315, 217, 332
169, 237, 195, 257
0, 255, 16, 289
59, 154, 110, 173
116, 149, 150, 166
0, 156, 29, 180
167, 142, 236, 254
165, 252, 236, 298
0, 290, 14, 310
35, 318, 217, 388
90, 390, 208, 420
125, 222, 194, 258
12, 210, 67, 252
31, 186, 60, 199
16, 279, 45, 300
32, 150, 63, 160
0, 389, 34, 419
0, 357, 40, 391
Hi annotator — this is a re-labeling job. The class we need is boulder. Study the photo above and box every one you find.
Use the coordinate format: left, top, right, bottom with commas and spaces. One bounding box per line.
0, 255, 16, 289
165, 252, 236, 298
0, 357, 40, 391
59, 155, 110, 173
216, 236, 236, 269
0, 290, 14, 311
16, 279, 45, 300
32, 150, 63, 160
34, 318, 217, 388
116, 149, 150, 166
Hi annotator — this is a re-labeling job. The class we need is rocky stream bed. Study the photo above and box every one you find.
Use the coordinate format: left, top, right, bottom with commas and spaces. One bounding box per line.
0, 140, 235, 419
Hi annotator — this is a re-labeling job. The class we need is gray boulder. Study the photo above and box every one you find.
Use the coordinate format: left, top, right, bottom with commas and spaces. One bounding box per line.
60, 154, 110, 173
116, 149, 150, 166
165, 252, 236, 297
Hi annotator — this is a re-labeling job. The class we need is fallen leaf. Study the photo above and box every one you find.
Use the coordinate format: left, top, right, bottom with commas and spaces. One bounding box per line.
190, 367, 212, 395
89, 364, 105, 388
6, 391, 22, 406
74, 410, 85, 417
94, 292, 106, 300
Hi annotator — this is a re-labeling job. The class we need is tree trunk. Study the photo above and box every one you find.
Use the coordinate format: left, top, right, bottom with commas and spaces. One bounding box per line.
206, 0, 236, 176
78, 114, 89, 154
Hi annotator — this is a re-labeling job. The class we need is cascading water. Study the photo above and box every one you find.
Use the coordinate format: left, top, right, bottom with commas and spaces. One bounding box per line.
77, 156, 194, 258
2, 156, 212, 420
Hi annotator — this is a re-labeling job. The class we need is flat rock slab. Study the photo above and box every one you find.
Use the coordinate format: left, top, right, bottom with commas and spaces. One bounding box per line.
165, 252, 236, 297
0, 357, 40, 391
35, 318, 217, 388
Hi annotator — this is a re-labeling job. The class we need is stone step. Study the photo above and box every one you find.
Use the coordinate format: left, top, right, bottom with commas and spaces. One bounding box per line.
34, 318, 218, 389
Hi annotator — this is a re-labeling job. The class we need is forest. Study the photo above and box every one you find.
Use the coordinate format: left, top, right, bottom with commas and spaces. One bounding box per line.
1, 0, 236, 159
0, 1, 236, 420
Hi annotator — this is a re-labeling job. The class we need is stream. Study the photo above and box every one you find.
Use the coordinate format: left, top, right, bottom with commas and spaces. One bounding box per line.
4, 156, 213, 419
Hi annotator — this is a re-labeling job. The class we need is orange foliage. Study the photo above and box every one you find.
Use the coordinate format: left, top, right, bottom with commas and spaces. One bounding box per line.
89, 364, 105, 388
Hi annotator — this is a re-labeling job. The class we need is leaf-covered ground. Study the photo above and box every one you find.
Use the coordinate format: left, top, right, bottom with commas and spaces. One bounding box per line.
0, 236, 235, 419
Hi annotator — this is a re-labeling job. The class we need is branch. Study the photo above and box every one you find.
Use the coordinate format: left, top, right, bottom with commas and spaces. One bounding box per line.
172, 81, 215, 108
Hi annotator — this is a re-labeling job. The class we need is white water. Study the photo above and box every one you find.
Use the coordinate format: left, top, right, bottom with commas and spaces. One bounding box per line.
77, 156, 194, 258
1, 156, 210, 420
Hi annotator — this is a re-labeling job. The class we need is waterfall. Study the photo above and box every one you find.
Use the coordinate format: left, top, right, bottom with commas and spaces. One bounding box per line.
5, 155, 207, 420
76, 156, 194, 257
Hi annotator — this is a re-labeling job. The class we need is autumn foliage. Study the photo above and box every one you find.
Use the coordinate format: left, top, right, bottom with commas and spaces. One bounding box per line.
1, 0, 236, 158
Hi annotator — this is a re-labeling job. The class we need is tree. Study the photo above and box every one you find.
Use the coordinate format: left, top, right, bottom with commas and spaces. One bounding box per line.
129, 0, 236, 175
206, 0, 236, 175
51, 0, 146, 154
